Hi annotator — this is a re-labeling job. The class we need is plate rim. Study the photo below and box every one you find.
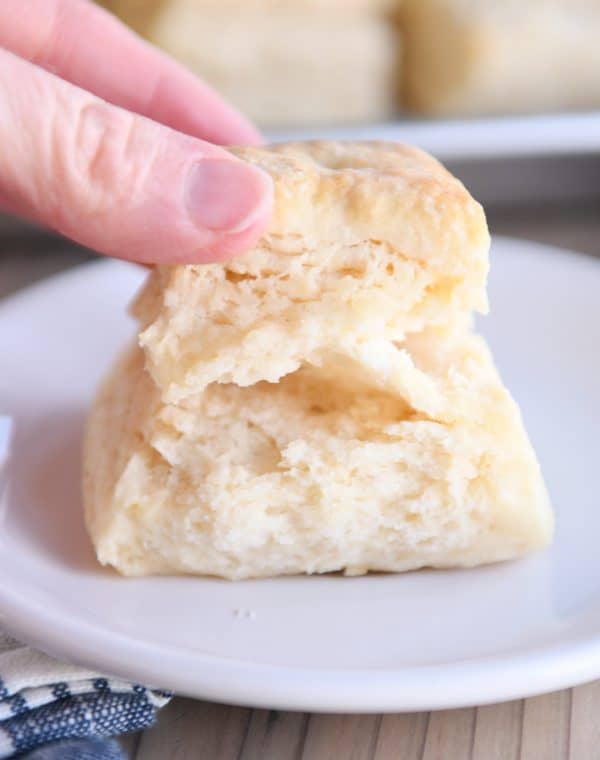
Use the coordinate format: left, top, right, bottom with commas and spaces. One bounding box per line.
2, 576, 600, 713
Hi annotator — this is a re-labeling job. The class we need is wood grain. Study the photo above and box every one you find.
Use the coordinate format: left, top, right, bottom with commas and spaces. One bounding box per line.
239, 710, 308, 760
520, 691, 571, 760
374, 712, 428, 759
472, 700, 522, 760
569, 682, 600, 760
130, 686, 600, 760
136, 699, 251, 760
420, 708, 476, 760
300, 714, 380, 760
119, 731, 141, 759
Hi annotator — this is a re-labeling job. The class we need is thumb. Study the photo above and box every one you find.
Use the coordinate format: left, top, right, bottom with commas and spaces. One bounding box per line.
0, 48, 273, 264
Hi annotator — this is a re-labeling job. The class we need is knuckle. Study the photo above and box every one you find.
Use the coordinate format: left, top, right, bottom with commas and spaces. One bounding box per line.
56, 100, 160, 219
72, 102, 136, 203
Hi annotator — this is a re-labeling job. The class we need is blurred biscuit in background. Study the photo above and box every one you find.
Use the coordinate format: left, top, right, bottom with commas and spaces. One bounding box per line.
151, 3, 398, 127
99, 0, 400, 127
98, 0, 396, 30
401, 0, 600, 116
100, 0, 166, 37
98, 0, 600, 125
143, 0, 397, 10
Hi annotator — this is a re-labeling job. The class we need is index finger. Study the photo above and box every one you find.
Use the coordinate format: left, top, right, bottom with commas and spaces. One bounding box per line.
0, 0, 262, 146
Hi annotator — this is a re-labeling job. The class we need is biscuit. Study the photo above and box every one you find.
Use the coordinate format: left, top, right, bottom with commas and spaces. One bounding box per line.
176, 0, 396, 11
146, 6, 399, 126
83, 336, 551, 579
97, 0, 166, 37
133, 141, 489, 404
99, 0, 395, 23
83, 140, 552, 580
402, 0, 600, 116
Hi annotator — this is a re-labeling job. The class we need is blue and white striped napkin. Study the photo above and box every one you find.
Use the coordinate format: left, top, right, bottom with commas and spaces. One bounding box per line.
0, 632, 170, 758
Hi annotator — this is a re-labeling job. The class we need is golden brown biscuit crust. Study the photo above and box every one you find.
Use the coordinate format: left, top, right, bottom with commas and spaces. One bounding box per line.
229, 141, 489, 275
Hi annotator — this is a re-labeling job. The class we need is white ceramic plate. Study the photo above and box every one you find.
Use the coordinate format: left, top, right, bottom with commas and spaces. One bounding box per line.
1, 237, 600, 713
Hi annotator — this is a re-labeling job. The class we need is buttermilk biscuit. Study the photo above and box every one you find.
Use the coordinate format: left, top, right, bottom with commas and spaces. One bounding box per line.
83, 335, 551, 579
97, 0, 166, 37
83, 140, 552, 580
133, 141, 489, 404
402, 0, 600, 116
99, 0, 395, 22
145, 5, 398, 126
170, 0, 397, 11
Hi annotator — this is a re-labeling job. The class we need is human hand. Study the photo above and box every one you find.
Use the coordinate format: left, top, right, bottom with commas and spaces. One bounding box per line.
0, 0, 273, 264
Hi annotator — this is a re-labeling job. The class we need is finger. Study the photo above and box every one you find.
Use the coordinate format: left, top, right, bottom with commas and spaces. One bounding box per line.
0, 0, 262, 146
0, 49, 273, 265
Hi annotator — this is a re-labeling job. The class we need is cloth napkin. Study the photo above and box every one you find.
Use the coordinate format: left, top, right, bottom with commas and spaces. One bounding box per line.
0, 633, 171, 759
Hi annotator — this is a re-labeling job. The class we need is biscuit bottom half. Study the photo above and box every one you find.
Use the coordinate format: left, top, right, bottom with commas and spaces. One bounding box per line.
83, 333, 552, 580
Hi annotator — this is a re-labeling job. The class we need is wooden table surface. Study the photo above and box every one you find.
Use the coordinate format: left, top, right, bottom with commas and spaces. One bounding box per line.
2, 202, 600, 760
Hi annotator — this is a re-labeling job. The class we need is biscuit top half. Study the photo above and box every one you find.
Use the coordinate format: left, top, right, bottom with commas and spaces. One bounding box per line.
133, 140, 490, 403
230, 140, 488, 271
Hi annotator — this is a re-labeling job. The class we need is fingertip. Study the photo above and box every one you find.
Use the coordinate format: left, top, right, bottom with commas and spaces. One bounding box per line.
123, 163, 273, 267
184, 157, 273, 240
228, 116, 265, 148
202, 214, 273, 263
157, 208, 272, 266
208, 104, 265, 147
